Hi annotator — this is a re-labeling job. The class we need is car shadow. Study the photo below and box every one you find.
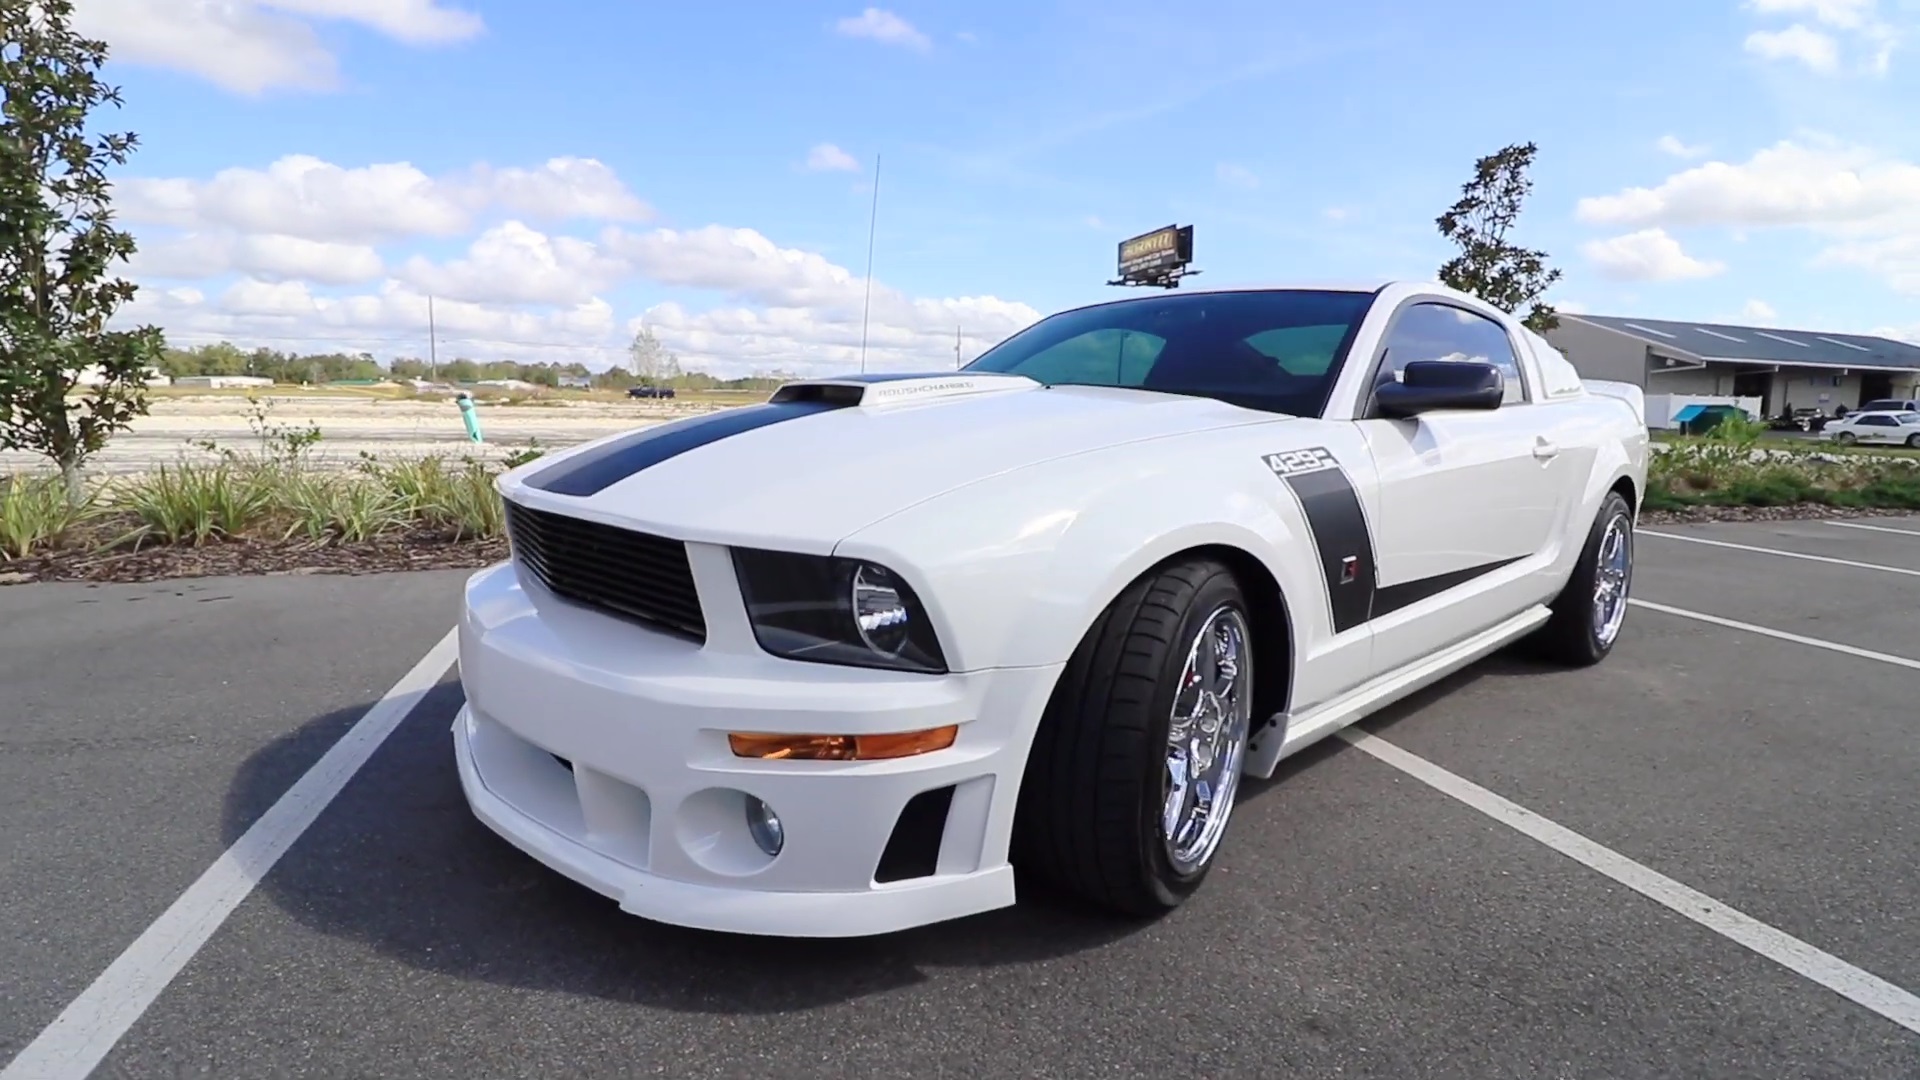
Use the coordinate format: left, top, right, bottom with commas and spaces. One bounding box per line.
223, 643, 1549, 1016
224, 680, 1148, 1016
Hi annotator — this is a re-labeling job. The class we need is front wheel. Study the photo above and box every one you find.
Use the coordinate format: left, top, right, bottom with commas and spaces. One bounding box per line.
1012, 558, 1255, 917
1529, 490, 1635, 667
1835, 431, 1857, 445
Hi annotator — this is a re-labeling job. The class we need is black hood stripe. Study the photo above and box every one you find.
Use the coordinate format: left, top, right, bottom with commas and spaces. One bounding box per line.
525, 399, 845, 497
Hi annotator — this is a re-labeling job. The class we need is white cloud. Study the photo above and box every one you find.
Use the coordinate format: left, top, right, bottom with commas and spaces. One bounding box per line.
1657, 135, 1710, 159
130, 232, 385, 284
1740, 0, 1901, 74
118, 154, 650, 244
1573, 139, 1920, 231
833, 8, 931, 51
1575, 138, 1920, 294
259, 0, 483, 44
467, 159, 653, 222
804, 143, 861, 173
637, 299, 1027, 379
1811, 233, 1920, 294
1741, 298, 1782, 321
1322, 206, 1350, 222
1745, 0, 1875, 30
71, 0, 483, 95
1581, 228, 1727, 281
398, 221, 634, 307
112, 170, 1040, 378
1215, 163, 1259, 190
125, 278, 624, 366
1745, 25, 1842, 71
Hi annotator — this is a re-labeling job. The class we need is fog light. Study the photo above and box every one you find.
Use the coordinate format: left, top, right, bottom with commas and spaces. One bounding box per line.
744, 795, 784, 857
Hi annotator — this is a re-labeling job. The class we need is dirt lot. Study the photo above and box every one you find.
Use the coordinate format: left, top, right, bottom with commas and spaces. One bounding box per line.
0, 393, 734, 476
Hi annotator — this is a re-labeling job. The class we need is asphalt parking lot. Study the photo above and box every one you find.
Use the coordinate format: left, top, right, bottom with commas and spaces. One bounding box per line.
3, 514, 1919, 1079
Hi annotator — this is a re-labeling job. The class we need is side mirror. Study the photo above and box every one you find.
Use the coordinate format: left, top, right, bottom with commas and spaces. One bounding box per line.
1374, 360, 1504, 418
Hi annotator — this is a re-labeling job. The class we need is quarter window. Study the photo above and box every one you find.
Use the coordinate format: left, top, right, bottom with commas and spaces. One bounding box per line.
1375, 303, 1527, 406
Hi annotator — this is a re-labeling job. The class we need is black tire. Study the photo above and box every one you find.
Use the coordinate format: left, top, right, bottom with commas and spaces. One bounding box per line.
1906, 434, 1920, 449
1836, 431, 1857, 445
1012, 557, 1253, 917
1528, 490, 1635, 667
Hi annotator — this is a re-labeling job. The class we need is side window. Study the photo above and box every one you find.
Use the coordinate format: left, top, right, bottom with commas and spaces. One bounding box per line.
1376, 303, 1527, 405
1243, 324, 1352, 377
998, 329, 1166, 387
1860, 415, 1895, 427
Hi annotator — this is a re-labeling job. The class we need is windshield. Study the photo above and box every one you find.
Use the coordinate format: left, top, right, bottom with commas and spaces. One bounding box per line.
961, 288, 1377, 417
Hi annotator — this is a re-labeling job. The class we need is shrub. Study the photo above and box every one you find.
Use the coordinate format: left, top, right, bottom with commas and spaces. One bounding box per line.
114, 460, 277, 546
1, 473, 99, 559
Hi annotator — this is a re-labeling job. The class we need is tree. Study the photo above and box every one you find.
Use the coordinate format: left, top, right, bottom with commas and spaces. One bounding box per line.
1435, 141, 1563, 334
0, 0, 164, 500
627, 323, 682, 385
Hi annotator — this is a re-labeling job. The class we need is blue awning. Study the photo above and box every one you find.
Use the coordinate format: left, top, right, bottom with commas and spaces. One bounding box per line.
1673, 404, 1708, 422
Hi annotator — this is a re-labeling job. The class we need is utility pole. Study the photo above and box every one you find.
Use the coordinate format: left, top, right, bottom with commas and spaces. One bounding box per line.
954, 324, 961, 369
428, 295, 439, 383
858, 152, 881, 374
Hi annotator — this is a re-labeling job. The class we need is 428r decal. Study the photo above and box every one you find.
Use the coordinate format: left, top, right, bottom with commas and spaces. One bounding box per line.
1262, 447, 1339, 477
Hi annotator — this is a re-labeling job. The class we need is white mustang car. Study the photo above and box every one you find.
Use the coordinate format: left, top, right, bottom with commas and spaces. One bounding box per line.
452, 281, 1649, 937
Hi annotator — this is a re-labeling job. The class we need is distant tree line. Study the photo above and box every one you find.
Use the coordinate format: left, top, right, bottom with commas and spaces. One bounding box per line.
155, 342, 795, 391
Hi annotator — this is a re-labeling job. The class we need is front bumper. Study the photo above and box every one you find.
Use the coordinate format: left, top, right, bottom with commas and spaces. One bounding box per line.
453, 560, 1063, 937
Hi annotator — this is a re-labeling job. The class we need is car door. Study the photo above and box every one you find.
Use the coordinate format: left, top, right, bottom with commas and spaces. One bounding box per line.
1352, 300, 1573, 678
1853, 415, 1894, 443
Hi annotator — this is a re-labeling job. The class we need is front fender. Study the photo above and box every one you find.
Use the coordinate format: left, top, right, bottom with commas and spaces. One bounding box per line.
831, 436, 1335, 678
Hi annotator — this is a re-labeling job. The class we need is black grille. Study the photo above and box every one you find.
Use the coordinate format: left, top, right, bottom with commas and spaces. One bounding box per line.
504, 500, 706, 642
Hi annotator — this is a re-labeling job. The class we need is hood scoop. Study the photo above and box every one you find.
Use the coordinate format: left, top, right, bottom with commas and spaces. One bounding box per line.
768, 372, 1040, 409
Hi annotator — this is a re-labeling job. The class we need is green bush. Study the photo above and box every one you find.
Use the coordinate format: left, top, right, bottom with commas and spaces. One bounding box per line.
1648, 423, 1920, 511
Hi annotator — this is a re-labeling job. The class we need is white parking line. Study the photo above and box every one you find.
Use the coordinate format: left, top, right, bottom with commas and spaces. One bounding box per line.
0, 629, 460, 1080
1338, 728, 1920, 1036
1826, 520, 1920, 538
1628, 599, 1920, 673
1639, 530, 1920, 578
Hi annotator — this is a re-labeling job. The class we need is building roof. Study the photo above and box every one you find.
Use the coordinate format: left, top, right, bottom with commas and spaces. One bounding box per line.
1568, 314, 1920, 373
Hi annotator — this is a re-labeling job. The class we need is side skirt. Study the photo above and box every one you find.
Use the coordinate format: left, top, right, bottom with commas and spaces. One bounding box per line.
1242, 604, 1552, 780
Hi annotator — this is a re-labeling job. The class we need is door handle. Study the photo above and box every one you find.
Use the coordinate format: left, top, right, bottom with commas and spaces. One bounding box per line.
1532, 438, 1560, 460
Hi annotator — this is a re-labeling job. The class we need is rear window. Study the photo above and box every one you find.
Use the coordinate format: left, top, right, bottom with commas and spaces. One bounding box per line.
961, 289, 1376, 417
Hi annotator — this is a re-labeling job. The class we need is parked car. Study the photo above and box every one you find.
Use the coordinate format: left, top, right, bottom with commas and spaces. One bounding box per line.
452, 281, 1650, 937
627, 385, 677, 399
1823, 409, 1920, 447
1860, 398, 1920, 415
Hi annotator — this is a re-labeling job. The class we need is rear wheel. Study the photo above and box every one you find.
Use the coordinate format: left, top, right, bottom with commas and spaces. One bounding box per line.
1529, 490, 1634, 667
1013, 558, 1254, 916
1836, 431, 1857, 445
1906, 433, 1920, 448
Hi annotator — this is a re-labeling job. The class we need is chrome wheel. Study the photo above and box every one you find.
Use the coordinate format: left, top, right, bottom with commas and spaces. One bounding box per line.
1161, 604, 1253, 876
1592, 511, 1633, 646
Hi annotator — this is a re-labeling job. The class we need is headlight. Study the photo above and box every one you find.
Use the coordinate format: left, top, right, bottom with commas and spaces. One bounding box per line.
731, 548, 948, 673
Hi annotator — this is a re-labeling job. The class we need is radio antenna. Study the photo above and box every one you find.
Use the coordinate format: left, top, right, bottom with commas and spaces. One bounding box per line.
858, 152, 882, 374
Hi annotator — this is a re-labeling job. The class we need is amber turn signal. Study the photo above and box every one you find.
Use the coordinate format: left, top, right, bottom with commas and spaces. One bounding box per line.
727, 725, 958, 761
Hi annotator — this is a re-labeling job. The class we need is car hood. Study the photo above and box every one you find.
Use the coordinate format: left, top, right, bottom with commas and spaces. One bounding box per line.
498, 373, 1292, 553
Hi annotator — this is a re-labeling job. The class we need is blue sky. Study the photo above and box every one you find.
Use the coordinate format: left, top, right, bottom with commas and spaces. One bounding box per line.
78, 0, 1920, 376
